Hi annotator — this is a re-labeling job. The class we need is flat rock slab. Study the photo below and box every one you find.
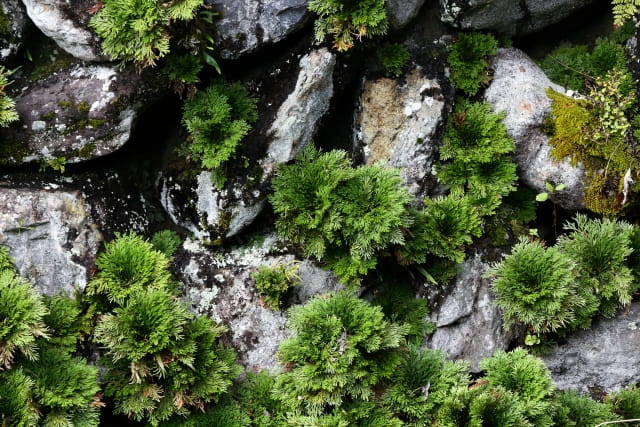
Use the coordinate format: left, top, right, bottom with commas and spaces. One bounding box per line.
0, 184, 102, 295
542, 302, 640, 394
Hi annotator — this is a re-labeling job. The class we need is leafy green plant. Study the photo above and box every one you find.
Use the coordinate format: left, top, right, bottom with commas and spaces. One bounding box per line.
41, 294, 90, 354
556, 214, 636, 323
376, 43, 410, 77
480, 348, 554, 426
308, 0, 388, 51
0, 369, 39, 426
0, 66, 18, 127
438, 100, 517, 215
236, 371, 287, 427
181, 81, 258, 172
95, 288, 239, 425
606, 383, 640, 420
0, 245, 14, 272
447, 33, 498, 96
536, 181, 567, 202
270, 145, 413, 286
90, 0, 204, 67
0, 270, 49, 369
252, 261, 301, 310
22, 346, 101, 426
612, 0, 640, 27
551, 390, 620, 426
150, 229, 182, 258
86, 231, 174, 309
273, 291, 409, 417
162, 53, 203, 96
486, 238, 582, 336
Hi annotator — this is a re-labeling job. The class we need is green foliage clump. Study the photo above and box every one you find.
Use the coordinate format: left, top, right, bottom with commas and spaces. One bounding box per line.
612, 0, 640, 27
86, 231, 174, 308
162, 53, 203, 95
308, 0, 388, 51
0, 245, 14, 273
0, 369, 39, 426
551, 390, 620, 426
398, 195, 481, 265
376, 43, 410, 77
159, 396, 250, 427
447, 33, 498, 96
480, 348, 555, 425
438, 100, 517, 215
252, 261, 301, 310
486, 238, 581, 335
383, 347, 469, 425
540, 37, 629, 93
273, 291, 409, 417
95, 288, 239, 425
22, 346, 101, 427
0, 269, 49, 369
606, 383, 640, 419
90, 0, 204, 67
150, 229, 182, 258
0, 66, 18, 127
270, 145, 413, 285
181, 81, 258, 172
236, 371, 287, 427
556, 214, 637, 324
42, 294, 89, 354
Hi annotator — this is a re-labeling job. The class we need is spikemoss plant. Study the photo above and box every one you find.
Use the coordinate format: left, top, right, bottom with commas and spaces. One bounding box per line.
447, 33, 498, 96
0, 369, 39, 426
0, 270, 49, 369
274, 291, 409, 417
486, 238, 581, 335
0, 66, 18, 127
90, 0, 204, 67
308, 0, 388, 51
252, 261, 301, 310
85, 231, 174, 309
95, 288, 239, 425
376, 43, 410, 77
181, 81, 258, 172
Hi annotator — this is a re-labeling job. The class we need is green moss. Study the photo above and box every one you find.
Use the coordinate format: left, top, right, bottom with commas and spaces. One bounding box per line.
76, 101, 90, 114
0, 139, 29, 165
0, 7, 10, 36
57, 100, 72, 109
40, 111, 55, 121
60, 119, 106, 136
26, 47, 77, 83
72, 143, 96, 159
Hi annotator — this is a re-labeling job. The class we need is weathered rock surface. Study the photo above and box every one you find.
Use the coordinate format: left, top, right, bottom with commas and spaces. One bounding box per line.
161, 48, 335, 241
356, 66, 449, 198
484, 48, 586, 210
21, 0, 106, 61
425, 253, 515, 371
542, 303, 640, 393
0, 64, 162, 165
0, 182, 103, 295
386, 0, 426, 30
175, 235, 342, 372
1, 0, 29, 64
439, 0, 593, 35
208, 0, 311, 59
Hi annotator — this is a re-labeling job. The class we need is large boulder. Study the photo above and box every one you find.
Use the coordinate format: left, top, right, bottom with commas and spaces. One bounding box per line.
0, 64, 162, 165
0, 182, 103, 295
175, 235, 342, 372
483, 48, 586, 210
21, 0, 106, 61
542, 303, 640, 394
1, 0, 30, 64
355, 65, 450, 198
208, 0, 311, 59
439, 0, 593, 36
424, 253, 516, 371
386, 0, 427, 30
160, 48, 335, 241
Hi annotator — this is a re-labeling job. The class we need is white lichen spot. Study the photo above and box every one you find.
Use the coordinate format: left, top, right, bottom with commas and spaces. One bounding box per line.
31, 120, 47, 131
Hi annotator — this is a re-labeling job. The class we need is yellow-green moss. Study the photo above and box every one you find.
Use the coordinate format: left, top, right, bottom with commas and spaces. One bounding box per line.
584, 172, 624, 215
0, 7, 10, 36
76, 101, 90, 114
546, 88, 594, 165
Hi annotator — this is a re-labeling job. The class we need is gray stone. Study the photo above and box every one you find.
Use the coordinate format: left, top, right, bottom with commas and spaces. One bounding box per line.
21, 0, 106, 61
542, 302, 640, 393
483, 48, 586, 210
439, 0, 593, 35
161, 48, 335, 241
425, 253, 515, 371
356, 66, 448, 198
0, 64, 162, 165
0, 183, 103, 295
1, 0, 30, 63
208, 0, 311, 59
177, 235, 341, 372
386, 0, 426, 30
